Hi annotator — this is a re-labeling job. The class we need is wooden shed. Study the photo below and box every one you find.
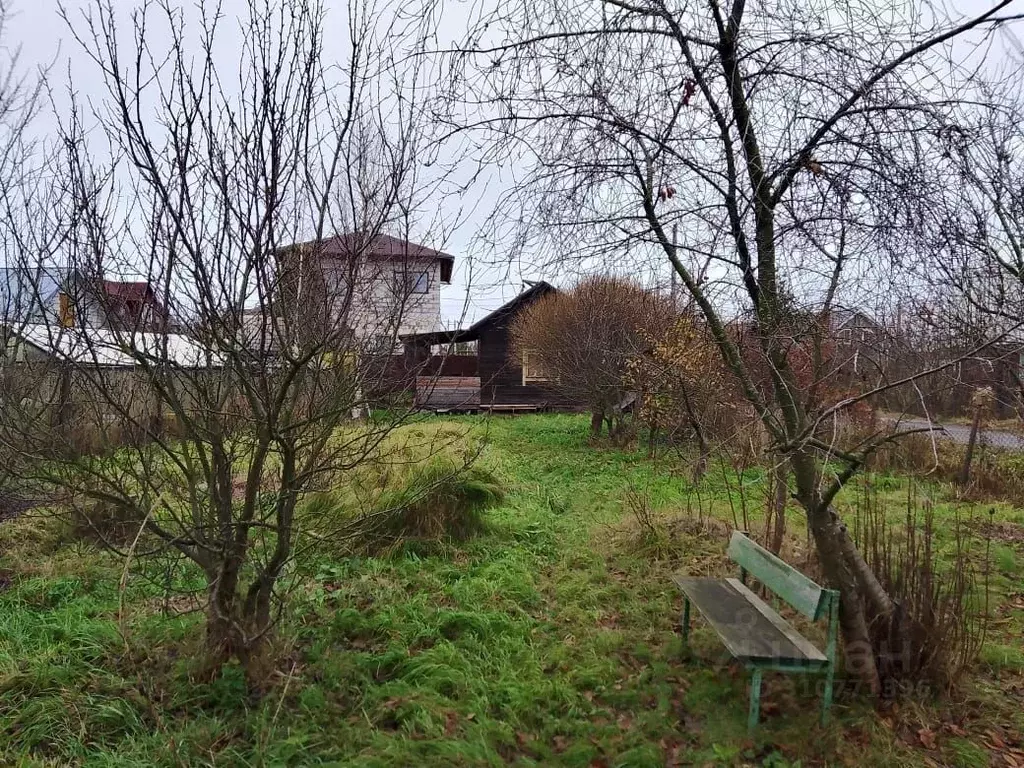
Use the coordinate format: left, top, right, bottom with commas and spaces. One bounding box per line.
401, 281, 578, 412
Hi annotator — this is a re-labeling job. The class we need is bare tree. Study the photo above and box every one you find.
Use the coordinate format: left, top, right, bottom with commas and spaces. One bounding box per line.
916, 88, 1024, 419
0, 0, 62, 497
445, 0, 1021, 689
510, 275, 673, 439
0, 0, 454, 684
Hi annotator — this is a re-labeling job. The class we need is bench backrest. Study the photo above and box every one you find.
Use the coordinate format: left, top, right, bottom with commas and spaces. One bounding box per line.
727, 531, 830, 621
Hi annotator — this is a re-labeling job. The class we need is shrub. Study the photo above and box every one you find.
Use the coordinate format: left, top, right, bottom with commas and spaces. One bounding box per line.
510, 276, 675, 439
369, 459, 504, 543
308, 456, 505, 555
870, 434, 1024, 505
626, 314, 754, 460
617, 482, 731, 562
70, 500, 145, 547
851, 480, 990, 694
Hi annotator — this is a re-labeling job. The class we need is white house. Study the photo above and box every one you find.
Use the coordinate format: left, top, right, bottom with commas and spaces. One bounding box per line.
271, 232, 454, 353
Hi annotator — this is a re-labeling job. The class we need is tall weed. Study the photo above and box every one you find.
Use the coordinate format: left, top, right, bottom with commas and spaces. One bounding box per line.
852, 479, 990, 693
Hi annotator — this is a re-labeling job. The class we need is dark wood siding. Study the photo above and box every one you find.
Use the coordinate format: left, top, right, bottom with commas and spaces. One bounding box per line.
415, 376, 481, 409
401, 281, 583, 411
478, 322, 573, 406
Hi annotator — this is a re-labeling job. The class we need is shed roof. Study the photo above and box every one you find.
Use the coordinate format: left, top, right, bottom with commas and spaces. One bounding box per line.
401, 281, 555, 346
11, 324, 218, 368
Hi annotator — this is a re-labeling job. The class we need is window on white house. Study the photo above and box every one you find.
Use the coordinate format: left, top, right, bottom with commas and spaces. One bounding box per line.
364, 335, 404, 356
522, 349, 553, 384
394, 269, 429, 295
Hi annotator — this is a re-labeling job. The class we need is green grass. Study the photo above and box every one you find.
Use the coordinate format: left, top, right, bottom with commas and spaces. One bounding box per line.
1, 414, 1022, 766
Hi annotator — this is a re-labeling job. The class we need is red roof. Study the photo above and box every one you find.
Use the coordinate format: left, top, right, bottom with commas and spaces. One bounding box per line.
100, 280, 155, 301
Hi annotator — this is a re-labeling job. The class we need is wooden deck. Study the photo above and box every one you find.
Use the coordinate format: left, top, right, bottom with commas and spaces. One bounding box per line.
479, 403, 547, 413
414, 376, 481, 410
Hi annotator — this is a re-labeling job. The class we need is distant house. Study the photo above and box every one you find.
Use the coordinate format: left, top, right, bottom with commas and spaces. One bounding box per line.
74, 278, 171, 332
0, 267, 171, 332
0, 267, 63, 325
828, 305, 888, 380
827, 306, 1024, 418
830, 306, 881, 344
0, 267, 201, 439
271, 232, 454, 352
1, 320, 218, 448
6, 323, 215, 369
400, 281, 580, 412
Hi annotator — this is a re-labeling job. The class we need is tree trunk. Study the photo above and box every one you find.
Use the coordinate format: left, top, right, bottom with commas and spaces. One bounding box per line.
791, 453, 886, 694
806, 503, 882, 694
832, 511, 894, 619
204, 586, 240, 680
203, 557, 250, 679
769, 456, 787, 554
680, 385, 710, 481
204, 576, 275, 690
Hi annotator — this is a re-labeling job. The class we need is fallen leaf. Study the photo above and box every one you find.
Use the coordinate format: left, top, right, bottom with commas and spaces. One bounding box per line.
444, 711, 458, 737
943, 722, 968, 737
917, 727, 937, 750
658, 737, 687, 766
515, 731, 534, 748
986, 729, 1008, 750
845, 727, 871, 747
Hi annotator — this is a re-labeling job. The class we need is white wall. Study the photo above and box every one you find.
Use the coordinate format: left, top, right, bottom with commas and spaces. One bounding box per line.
323, 256, 442, 346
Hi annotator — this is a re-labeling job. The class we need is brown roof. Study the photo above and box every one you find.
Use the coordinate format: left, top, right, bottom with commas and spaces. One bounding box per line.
324, 232, 452, 262
100, 280, 155, 301
282, 232, 454, 283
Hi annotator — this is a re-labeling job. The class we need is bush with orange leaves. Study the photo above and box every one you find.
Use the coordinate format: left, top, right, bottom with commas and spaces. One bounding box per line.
510, 276, 674, 439
626, 313, 751, 461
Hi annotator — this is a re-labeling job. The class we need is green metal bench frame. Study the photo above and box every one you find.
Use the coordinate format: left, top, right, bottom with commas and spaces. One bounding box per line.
676, 531, 839, 731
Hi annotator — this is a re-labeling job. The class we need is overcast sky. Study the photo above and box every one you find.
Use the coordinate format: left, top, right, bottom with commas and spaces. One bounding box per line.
4, 0, 1023, 325
3, 0, 550, 326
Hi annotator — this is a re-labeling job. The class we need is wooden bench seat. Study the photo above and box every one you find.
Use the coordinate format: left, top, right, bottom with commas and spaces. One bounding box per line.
672, 576, 827, 667
673, 532, 839, 731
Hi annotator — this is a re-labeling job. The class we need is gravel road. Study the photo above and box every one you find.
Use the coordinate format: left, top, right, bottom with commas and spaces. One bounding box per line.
887, 416, 1024, 451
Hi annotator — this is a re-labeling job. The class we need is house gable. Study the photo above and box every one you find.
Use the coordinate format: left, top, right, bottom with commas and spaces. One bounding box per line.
275, 232, 453, 343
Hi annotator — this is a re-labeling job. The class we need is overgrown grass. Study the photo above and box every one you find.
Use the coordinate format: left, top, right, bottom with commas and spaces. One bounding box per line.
304, 453, 506, 555
0, 414, 1021, 766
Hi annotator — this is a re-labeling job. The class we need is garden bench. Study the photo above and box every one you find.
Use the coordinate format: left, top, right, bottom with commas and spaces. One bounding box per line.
672, 531, 839, 731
